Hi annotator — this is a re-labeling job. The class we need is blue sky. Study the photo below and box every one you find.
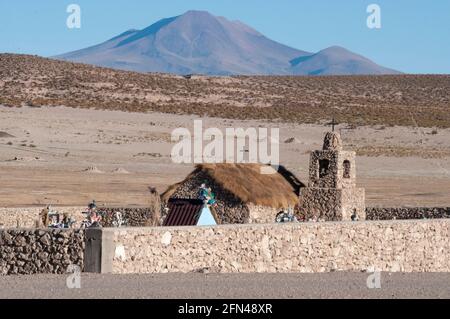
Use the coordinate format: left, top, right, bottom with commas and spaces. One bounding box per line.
0, 0, 449, 74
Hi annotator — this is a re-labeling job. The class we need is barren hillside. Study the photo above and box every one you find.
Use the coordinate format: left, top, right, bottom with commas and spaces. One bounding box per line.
1, 54, 449, 127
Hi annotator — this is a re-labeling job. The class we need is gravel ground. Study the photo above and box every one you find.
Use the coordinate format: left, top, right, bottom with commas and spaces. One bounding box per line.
0, 273, 449, 299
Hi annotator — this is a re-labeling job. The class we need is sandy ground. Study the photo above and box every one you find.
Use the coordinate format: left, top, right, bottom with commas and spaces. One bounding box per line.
0, 105, 449, 207
0, 273, 449, 299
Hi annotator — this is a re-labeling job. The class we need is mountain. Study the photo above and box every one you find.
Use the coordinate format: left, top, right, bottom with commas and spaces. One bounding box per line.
55, 10, 400, 75
290, 46, 401, 75
55, 10, 309, 75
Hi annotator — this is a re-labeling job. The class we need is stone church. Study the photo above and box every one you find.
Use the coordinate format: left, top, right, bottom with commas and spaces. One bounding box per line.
299, 131, 366, 221
161, 130, 365, 224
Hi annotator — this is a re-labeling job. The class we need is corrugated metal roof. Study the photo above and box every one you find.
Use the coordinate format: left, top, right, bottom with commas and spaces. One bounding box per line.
163, 199, 204, 226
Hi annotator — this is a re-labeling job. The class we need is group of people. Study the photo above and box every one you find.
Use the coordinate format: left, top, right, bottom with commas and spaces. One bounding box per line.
39, 200, 102, 229
39, 205, 75, 229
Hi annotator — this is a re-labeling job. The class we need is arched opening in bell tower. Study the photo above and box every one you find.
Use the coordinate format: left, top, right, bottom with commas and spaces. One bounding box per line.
343, 160, 351, 179
319, 159, 330, 178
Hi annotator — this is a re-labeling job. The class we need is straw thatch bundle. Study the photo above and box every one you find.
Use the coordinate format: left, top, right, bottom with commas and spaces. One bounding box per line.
162, 163, 302, 209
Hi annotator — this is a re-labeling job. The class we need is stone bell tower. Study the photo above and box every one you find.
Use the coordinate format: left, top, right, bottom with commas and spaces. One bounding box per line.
299, 131, 365, 221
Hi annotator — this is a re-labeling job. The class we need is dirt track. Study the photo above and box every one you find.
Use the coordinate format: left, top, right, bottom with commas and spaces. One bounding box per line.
0, 273, 449, 299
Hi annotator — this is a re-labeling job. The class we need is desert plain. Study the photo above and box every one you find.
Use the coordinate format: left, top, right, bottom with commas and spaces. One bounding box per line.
0, 54, 449, 208
0, 105, 449, 208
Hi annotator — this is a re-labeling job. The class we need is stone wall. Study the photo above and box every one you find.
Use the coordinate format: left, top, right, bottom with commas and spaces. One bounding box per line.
92, 219, 450, 274
3, 206, 448, 228
0, 207, 85, 229
0, 228, 85, 275
298, 188, 366, 221
0, 207, 154, 229
341, 188, 366, 221
100, 208, 153, 227
299, 188, 341, 221
247, 204, 280, 224
366, 207, 450, 220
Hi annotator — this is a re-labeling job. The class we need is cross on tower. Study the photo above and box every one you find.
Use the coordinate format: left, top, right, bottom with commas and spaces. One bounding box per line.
327, 118, 338, 132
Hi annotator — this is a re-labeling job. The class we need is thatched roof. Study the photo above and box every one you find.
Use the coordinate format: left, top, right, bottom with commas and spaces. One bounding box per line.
162, 164, 302, 208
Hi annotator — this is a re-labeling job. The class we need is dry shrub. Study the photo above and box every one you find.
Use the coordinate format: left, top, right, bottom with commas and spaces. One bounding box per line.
1, 54, 450, 128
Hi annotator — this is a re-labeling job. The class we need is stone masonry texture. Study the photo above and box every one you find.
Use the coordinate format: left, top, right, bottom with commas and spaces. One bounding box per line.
108, 219, 450, 274
366, 207, 450, 220
0, 207, 85, 229
100, 208, 153, 227
0, 228, 85, 275
0, 207, 155, 229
